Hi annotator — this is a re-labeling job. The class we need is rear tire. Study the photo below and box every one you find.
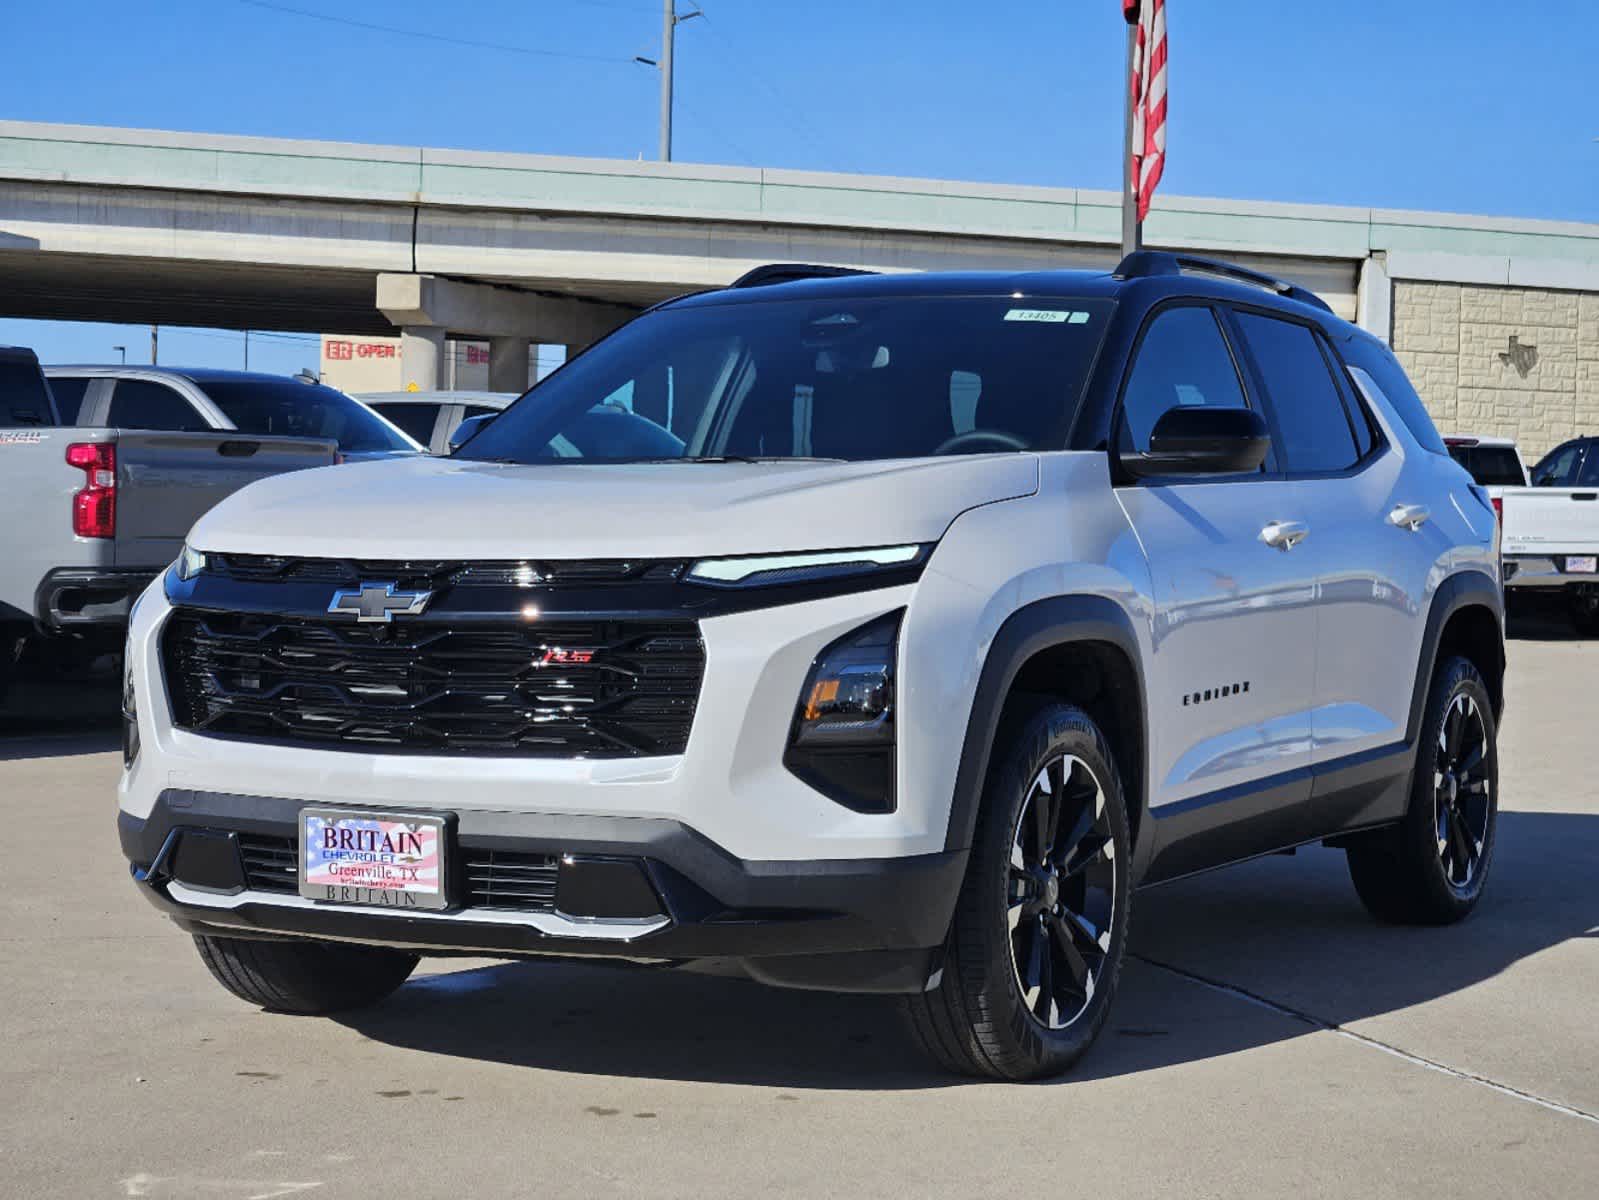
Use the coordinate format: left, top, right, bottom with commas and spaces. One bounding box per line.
904, 703, 1131, 1080
1346, 655, 1498, 924
193, 934, 418, 1014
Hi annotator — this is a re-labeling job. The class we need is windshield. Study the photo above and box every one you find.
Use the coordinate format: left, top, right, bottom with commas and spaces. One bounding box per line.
458, 295, 1113, 464
200, 380, 417, 453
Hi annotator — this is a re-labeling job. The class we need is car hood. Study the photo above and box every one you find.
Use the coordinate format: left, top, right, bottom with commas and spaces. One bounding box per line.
189, 454, 1041, 559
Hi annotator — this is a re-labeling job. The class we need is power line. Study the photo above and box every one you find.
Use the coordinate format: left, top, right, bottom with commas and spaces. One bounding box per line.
694, 8, 838, 169
234, 0, 634, 65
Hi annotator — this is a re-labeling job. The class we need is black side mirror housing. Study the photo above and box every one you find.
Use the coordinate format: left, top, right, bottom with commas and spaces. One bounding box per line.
448, 412, 497, 453
1119, 406, 1271, 479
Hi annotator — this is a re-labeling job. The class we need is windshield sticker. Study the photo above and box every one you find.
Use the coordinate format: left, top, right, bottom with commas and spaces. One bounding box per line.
1005, 309, 1088, 324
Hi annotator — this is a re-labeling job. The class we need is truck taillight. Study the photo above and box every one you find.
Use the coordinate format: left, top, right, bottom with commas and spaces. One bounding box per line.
1491, 497, 1503, 522
66, 442, 116, 538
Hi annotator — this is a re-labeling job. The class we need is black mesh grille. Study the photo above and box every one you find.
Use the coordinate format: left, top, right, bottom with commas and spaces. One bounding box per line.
237, 833, 297, 894
163, 611, 705, 757
464, 850, 561, 912
204, 553, 686, 590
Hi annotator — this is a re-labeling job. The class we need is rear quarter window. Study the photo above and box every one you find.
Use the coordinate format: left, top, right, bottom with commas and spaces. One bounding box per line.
1339, 337, 1448, 455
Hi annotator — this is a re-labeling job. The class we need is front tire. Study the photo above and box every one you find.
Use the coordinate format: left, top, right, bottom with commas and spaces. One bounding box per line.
905, 703, 1132, 1079
1346, 655, 1498, 924
193, 934, 419, 1014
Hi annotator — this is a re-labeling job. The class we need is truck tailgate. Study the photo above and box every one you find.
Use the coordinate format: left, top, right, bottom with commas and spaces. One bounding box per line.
1500, 487, 1599, 556
113, 431, 336, 565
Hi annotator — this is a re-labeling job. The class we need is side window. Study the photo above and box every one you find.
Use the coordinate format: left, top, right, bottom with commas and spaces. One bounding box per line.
107, 380, 210, 432
1532, 444, 1580, 487
1234, 311, 1359, 474
0, 358, 54, 426
1119, 305, 1248, 451
1340, 339, 1447, 454
47, 378, 90, 424
371, 403, 440, 446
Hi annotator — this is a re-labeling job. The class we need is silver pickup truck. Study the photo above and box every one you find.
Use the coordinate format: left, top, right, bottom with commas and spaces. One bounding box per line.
0, 346, 336, 699
1500, 435, 1599, 632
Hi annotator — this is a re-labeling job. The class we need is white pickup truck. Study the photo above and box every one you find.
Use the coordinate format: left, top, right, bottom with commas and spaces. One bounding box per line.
1500, 435, 1599, 632
0, 347, 337, 703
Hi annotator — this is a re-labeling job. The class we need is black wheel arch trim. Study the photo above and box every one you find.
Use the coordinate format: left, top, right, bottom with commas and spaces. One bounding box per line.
1406, 569, 1505, 744
942, 594, 1149, 871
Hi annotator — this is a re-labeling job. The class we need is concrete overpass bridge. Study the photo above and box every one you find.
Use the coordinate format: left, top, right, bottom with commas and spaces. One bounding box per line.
3, 120, 1599, 392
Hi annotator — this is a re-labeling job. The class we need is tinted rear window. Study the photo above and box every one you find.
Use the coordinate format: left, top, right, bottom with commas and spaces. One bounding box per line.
0, 356, 54, 426
370, 402, 441, 445
47, 377, 89, 424
1447, 445, 1525, 487
1234, 312, 1360, 474
1340, 337, 1448, 454
201, 380, 415, 453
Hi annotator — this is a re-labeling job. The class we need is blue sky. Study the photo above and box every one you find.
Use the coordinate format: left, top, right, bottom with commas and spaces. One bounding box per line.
4, 0, 1596, 374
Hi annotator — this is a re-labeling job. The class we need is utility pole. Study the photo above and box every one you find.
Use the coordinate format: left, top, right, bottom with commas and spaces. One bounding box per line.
112, 345, 126, 364
649, 1, 700, 162
150, 325, 159, 366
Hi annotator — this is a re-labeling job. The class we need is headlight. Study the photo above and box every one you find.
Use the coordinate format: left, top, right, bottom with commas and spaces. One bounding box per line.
782, 611, 902, 813
686, 545, 927, 588
175, 544, 207, 581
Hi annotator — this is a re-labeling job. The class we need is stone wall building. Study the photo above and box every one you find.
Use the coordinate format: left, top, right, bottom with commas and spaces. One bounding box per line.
1391, 280, 1599, 458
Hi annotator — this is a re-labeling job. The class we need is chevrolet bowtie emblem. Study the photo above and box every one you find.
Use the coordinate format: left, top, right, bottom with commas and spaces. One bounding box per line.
328, 581, 432, 624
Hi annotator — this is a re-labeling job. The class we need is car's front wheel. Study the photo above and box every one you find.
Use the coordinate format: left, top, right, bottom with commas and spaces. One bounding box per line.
905, 702, 1131, 1079
193, 934, 419, 1014
1345, 655, 1498, 924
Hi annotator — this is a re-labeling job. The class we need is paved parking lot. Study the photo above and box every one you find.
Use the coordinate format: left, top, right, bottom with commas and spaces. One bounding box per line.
2, 616, 1596, 1198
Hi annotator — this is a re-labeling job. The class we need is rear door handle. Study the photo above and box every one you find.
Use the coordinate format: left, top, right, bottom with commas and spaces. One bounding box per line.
1260, 520, 1309, 550
1388, 503, 1430, 531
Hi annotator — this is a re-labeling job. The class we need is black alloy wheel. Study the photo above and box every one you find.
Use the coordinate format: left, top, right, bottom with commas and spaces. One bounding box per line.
1006, 754, 1117, 1031
1433, 691, 1491, 889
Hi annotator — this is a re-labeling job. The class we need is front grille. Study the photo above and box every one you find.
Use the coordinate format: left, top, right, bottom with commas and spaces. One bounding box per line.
163, 611, 706, 757
464, 850, 560, 912
237, 833, 297, 894
204, 553, 687, 590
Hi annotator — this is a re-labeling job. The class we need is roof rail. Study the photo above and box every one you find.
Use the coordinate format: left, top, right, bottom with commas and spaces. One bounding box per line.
1113, 251, 1333, 314
730, 263, 878, 289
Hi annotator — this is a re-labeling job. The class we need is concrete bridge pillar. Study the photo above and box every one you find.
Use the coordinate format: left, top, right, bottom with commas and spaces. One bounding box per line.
399, 325, 446, 392
489, 336, 532, 393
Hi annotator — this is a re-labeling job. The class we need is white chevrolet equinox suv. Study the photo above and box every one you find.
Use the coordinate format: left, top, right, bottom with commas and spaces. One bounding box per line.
119, 254, 1506, 1079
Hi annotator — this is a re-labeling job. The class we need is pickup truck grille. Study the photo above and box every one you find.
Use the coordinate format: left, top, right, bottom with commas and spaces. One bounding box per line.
162, 611, 705, 757
203, 553, 687, 590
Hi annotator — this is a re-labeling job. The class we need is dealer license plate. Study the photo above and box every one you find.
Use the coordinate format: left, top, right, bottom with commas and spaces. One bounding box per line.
1566, 556, 1597, 574
298, 809, 448, 910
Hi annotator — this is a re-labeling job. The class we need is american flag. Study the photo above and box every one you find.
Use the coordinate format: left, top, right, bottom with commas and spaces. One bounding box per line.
1124, 0, 1167, 223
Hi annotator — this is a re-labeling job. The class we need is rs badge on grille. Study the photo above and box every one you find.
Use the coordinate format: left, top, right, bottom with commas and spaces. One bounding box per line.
328, 581, 433, 624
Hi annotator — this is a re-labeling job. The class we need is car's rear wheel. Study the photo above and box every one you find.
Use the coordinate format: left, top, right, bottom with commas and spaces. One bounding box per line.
193, 934, 419, 1014
904, 703, 1131, 1079
1346, 655, 1498, 924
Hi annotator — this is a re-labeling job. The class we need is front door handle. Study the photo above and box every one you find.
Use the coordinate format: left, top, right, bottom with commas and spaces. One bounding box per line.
1260, 520, 1309, 550
1388, 503, 1431, 531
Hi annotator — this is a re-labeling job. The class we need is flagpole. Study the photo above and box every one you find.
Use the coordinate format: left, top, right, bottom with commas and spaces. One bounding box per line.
1121, 13, 1141, 259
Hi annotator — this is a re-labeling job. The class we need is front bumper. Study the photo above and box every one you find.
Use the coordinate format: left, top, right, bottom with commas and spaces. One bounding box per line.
121, 788, 964, 994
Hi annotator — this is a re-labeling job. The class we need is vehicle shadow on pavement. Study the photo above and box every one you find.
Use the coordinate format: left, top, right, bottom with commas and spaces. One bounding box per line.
0, 728, 118, 761
339, 808, 1599, 1089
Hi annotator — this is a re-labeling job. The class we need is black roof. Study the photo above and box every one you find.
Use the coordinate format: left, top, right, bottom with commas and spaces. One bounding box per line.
664, 260, 1351, 332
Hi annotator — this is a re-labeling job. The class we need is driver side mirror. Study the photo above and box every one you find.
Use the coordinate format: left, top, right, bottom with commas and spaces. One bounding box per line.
1118, 406, 1270, 479
448, 412, 496, 453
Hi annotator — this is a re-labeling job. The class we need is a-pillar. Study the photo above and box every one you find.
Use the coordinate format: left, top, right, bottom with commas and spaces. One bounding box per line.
489, 336, 532, 393
400, 326, 446, 392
